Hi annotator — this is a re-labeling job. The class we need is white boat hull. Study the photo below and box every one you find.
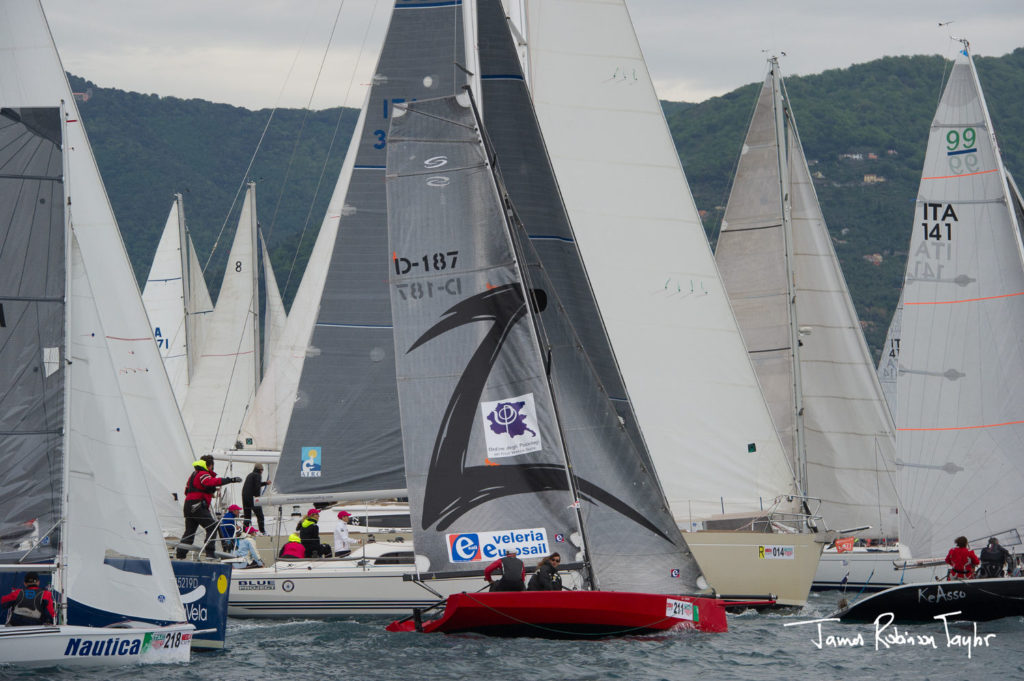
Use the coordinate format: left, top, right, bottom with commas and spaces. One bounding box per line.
814, 546, 948, 591
0, 623, 193, 668
229, 561, 483, 617
684, 531, 826, 607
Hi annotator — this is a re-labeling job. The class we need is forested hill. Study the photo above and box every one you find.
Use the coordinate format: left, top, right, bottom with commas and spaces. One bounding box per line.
68, 47, 1024, 359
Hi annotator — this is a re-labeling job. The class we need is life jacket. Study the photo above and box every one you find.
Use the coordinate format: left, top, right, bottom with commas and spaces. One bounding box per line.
184, 469, 216, 504
8, 587, 52, 626
280, 541, 306, 559
498, 555, 525, 585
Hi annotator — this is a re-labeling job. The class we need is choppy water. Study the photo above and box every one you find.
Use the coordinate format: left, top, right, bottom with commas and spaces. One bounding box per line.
7, 591, 1023, 681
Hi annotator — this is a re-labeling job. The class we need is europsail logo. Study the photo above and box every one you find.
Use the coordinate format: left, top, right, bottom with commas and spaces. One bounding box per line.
445, 527, 549, 564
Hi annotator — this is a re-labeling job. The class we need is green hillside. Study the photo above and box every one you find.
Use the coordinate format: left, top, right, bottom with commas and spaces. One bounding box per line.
69, 47, 1024, 359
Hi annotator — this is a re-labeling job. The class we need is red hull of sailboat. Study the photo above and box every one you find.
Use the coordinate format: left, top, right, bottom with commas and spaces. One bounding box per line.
385, 591, 727, 638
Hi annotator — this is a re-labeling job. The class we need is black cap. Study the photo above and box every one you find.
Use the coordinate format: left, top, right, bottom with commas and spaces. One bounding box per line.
24, 571, 39, 583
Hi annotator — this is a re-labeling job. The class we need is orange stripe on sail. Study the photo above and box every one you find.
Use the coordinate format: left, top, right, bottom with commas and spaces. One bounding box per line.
921, 168, 999, 180
899, 419, 1024, 432
905, 291, 1024, 306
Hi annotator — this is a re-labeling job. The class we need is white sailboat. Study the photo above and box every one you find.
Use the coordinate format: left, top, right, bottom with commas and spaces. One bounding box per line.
837, 39, 1024, 622
713, 58, 903, 591
141, 194, 213, 410
0, 0, 194, 665
510, 0, 828, 606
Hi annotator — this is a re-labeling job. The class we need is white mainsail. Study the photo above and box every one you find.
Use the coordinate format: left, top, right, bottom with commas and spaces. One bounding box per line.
714, 60, 900, 538
519, 0, 798, 521
0, 0, 188, 627
181, 183, 260, 454
142, 195, 214, 407
897, 43, 1024, 560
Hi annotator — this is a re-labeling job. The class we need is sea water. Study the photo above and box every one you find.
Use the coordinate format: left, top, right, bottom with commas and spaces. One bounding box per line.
4, 591, 1022, 681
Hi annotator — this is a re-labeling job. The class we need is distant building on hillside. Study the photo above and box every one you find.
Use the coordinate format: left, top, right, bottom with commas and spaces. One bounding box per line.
863, 253, 883, 266
863, 174, 886, 184
868, 153, 879, 160
886, 149, 899, 156
839, 153, 864, 161
73, 88, 92, 103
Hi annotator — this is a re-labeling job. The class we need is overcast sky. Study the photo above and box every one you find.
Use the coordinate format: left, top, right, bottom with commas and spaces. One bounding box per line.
42, 0, 1024, 111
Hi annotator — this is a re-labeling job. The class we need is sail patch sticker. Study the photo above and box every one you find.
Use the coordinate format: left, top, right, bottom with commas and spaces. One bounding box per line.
301, 447, 322, 478
480, 393, 542, 458
446, 527, 549, 563
758, 545, 795, 559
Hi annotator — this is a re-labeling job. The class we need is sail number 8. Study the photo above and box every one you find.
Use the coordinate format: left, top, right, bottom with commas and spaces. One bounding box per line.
946, 128, 976, 152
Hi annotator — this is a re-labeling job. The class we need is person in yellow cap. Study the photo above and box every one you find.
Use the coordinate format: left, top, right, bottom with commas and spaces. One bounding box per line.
279, 533, 306, 560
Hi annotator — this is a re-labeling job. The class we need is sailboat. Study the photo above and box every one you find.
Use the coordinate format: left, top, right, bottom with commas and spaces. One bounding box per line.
382, 92, 726, 637
0, 0, 195, 665
713, 58, 903, 591
837, 40, 1024, 623
508, 0, 828, 607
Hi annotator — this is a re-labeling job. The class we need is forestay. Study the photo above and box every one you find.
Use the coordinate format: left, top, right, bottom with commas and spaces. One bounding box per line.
715, 62, 899, 537
897, 46, 1024, 560
519, 0, 797, 521
387, 95, 699, 593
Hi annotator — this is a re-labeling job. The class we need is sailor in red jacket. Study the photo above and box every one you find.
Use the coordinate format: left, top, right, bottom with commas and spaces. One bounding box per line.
1, 572, 55, 626
175, 455, 241, 559
945, 535, 980, 580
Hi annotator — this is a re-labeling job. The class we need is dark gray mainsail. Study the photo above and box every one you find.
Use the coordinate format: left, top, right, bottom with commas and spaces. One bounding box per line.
387, 95, 699, 593
275, 0, 464, 495
0, 107, 65, 563
474, 0, 650, 465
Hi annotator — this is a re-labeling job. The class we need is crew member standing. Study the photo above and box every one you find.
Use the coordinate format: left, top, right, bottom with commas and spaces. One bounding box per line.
484, 549, 526, 592
241, 463, 269, 534
980, 537, 1013, 578
1, 572, 55, 626
177, 455, 241, 559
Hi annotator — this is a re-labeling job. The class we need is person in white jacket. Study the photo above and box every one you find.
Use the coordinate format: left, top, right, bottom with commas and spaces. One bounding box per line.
333, 510, 353, 557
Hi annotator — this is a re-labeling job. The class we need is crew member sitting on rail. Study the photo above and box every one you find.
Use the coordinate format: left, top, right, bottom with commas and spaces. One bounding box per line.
484, 549, 525, 592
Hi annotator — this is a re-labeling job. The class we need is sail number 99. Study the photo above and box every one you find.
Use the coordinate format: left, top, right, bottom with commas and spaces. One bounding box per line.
946, 128, 976, 151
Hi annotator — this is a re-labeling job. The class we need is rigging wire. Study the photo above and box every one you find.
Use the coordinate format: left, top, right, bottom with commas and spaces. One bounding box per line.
282, 0, 386, 300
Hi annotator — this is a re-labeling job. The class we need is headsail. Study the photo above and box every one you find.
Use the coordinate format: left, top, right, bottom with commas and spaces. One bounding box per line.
897, 44, 1024, 559
387, 94, 698, 593
0, 0, 186, 624
519, 0, 798, 521
181, 182, 260, 454
714, 60, 899, 537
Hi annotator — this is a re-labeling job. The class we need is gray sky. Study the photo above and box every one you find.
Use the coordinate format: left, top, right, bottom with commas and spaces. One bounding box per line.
43, 0, 1024, 110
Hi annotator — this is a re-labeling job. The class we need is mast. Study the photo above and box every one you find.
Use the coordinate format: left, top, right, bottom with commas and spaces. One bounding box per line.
470, 88, 598, 589
771, 57, 808, 496
176, 192, 193, 383
58, 100, 72, 626
962, 39, 1024, 263
247, 181, 261, 387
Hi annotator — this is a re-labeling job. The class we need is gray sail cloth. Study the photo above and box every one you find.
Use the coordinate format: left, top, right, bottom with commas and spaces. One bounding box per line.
275, 0, 464, 495
896, 53, 1024, 560
0, 108, 65, 563
715, 65, 900, 538
474, 0, 653, 472
387, 95, 699, 593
